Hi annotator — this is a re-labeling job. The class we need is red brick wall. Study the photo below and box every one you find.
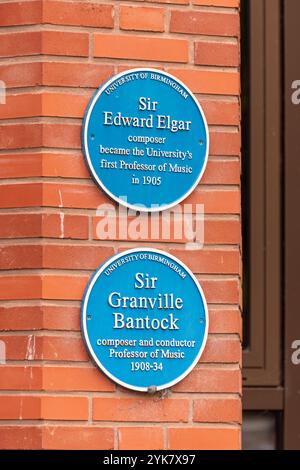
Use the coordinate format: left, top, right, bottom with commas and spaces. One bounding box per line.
0, 0, 242, 450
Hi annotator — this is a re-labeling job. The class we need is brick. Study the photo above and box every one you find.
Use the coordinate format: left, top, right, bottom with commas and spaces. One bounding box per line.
0, 62, 41, 89
200, 337, 241, 364
42, 93, 89, 119
169, 248, 240, 274
168, 428, 240, 450
119, 427, 164, 450
0, 30, 89, 57
92, 216, 240, 244
42, 275, 89, 300
0, 394, 87, 421
120, 6, 165, 32
42, 336, 89, 361
0, 124, 42, 150
0, 305, 79, 332
0, 152, 41, 176
42, 245, 115, 269
0, 396, 40, 420
209, 308, 242, 335
167, 69, 240, 95
202, 160, 241, 185
41, 244, 139, 270
170, 10, 239, 37
210, 131, 241, 156
43, 426, 114, 450
149, 0, 188, 4
0, 212, 88, 239
201, 279, 240, 304
42, 183, 106, 209
0, 335, 42, 360
0, 183, 42, 209
117, 64, 163, 74
0, 214, 42, 238
193, 0, 239, 7
200, 99, 240, 126
93, 397, 189, 422
204, 219, 241, 244
43, 366, 115, 392
193, 397, 241, 423
93, 214, 193, 244
195, 41, 239, 67
43, 1, 113, 28
0, 426, 41, 449
0, 245, 42, 270
42, 30, 89, 57
41, 306, 80, 331
0, 276, 41, 300
186, 189, 241, 215
0, 366, 42, 391
94, 34, 188, 63
0, 306, 43, 331
41, 213, 89, 240
42, 62, 114, 88
43, 123, 81, 149
0, 1, 42, 26
41, 396, 88, 420
0, 32, 40, 58
173, 367, 241, 393
41, 152, 90, 178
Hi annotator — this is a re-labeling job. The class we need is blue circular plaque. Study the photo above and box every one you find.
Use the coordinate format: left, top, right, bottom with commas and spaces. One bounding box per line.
81, 248, 208, 391
82, 69, 209, 212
